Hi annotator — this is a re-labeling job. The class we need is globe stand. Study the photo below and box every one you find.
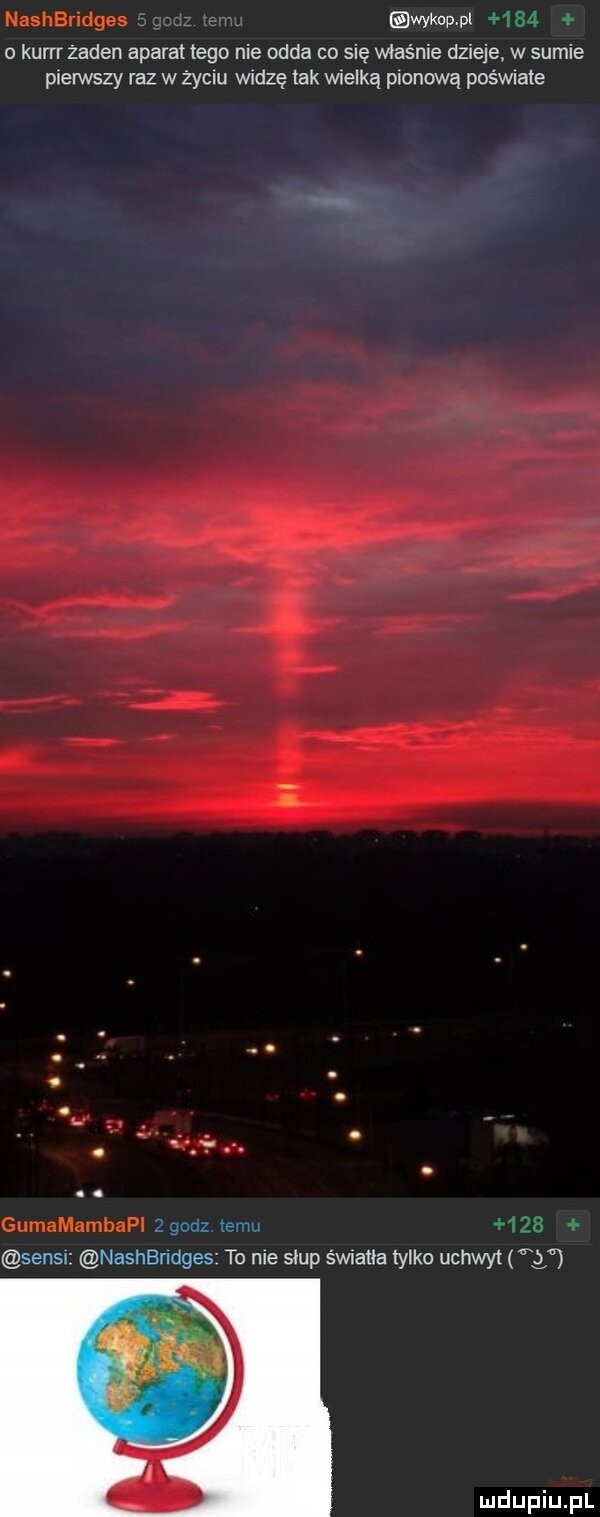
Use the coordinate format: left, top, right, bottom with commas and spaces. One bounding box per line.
107, 1458, 203, 1512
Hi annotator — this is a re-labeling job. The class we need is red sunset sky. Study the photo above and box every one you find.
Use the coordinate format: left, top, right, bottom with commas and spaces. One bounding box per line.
0, 105, 599, 831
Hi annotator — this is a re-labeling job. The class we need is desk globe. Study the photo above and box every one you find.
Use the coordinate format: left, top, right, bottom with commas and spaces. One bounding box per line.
77, 1286, 244, 1511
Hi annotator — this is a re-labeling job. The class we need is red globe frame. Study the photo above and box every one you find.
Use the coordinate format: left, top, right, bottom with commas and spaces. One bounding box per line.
105, 1285, 244, 1512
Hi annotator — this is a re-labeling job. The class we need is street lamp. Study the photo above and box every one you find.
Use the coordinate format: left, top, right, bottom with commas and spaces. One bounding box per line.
1, 968, 12, 980
177, 953, 203, 1036
493, 942, 531, 965
492, 941, 532, 1009
340, 945, 367, 1022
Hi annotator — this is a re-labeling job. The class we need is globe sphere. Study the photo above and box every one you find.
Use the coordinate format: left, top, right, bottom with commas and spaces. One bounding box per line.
77, 1293, 229, 1446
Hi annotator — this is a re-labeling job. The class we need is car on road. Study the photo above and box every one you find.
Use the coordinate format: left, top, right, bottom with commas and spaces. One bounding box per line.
103, 1116, 125, 1136
135, 1122, 248, 1158
179, 1132, 247, 1159
214, 1139, 247, 1157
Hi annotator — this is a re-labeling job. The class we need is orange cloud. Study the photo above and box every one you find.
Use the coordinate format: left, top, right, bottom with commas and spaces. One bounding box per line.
116, 688, 226, 713
0, 694, 81, 714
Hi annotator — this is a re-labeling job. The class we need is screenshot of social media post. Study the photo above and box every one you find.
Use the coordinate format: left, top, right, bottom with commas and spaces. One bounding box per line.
0, 1, 598, 100
0, 1212, 596, 1514
0, 4, 599, 1514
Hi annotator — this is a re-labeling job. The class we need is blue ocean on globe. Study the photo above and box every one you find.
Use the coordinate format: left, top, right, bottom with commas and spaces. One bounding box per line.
77, 1293, 229, 1445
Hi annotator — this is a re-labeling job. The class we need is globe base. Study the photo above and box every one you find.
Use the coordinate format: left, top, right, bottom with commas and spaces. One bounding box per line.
106, 1460, 204, 1512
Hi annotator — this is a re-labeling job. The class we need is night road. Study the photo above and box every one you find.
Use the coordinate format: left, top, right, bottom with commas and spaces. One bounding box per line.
8, 1124, 402, 1199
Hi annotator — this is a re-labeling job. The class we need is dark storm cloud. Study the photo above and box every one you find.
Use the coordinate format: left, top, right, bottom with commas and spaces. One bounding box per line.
1, 105, 599, 419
